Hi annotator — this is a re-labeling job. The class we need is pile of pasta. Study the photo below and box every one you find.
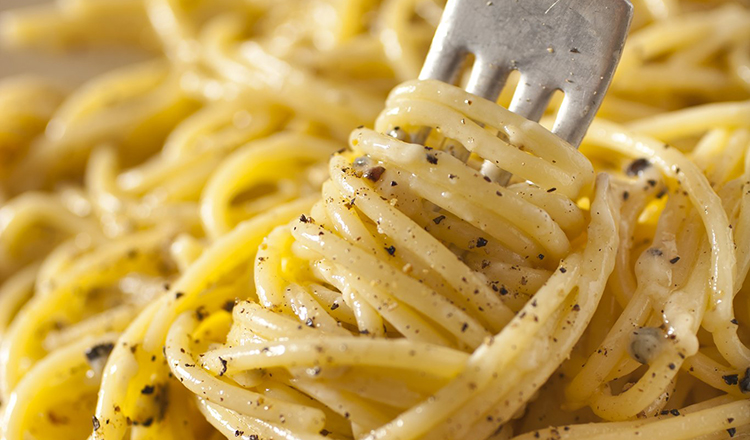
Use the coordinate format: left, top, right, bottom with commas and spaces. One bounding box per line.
0, 0, 749, 439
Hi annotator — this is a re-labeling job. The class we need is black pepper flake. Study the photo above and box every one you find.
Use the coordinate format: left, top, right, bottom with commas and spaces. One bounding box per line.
648, 248, 663, 257
141, 418, 154, 427
92, 416, 101, 431
249, 435, 259, 440
670, 409, 680, 416
461, 323, 469, 332
433, 215, 446, 225
426, 153, 438, 164
669, 256, 681, 264
728, 428, 736, 438
175, 292, 184, 299
483, 175, 491, 182
85, 343, 115, 363
731, 318, 739, 325
537, 254, 544, 260
320, 429, 330, 437
449, 174, 456, 179
741, 368, 750, 392
196, 306, 209, 321
547, 187, 557, 193
306, 318, 315, 328
570, 48, 580, 53
391, 181, 398, 186
723, 374, 739, 385
235, 430, 242, 437
364, 166, 386, 182
559, 267, 567, 273
656, 188, 667, 199
223, 300, 236, 313
660, 410, 670, 415
623, 191, 630, 201
218, 357, 228, 376
300, 214, 309, 223
626, 158, 651, 176
385, 245, 396, 255
668, 363, 676, 370
572, 304, 580, 311
647, 179, 657, 187
499, 286, 508, 295
141, 385, 155, 395
476, 237, 488, 248
330, 303, 339, 311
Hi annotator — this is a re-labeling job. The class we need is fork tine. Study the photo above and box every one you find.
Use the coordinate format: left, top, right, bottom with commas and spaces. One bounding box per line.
552, 95, 596, 147
465, 57, 510, 102
508, 77, 555, 122
413, 45, 466, 145
419, 44, 466, 84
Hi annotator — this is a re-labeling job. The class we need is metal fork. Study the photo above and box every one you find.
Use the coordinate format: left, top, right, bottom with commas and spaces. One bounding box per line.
420, 0, 633, 184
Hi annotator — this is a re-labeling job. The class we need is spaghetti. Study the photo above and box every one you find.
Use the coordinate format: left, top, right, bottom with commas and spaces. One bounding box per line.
0, 0, 749, 439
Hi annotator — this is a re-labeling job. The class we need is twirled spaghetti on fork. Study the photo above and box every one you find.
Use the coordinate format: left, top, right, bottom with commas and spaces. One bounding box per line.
0, 0, 749, 439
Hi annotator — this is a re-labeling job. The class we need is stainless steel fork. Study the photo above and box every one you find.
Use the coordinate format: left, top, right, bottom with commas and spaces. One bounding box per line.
420, 0, 633, 183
